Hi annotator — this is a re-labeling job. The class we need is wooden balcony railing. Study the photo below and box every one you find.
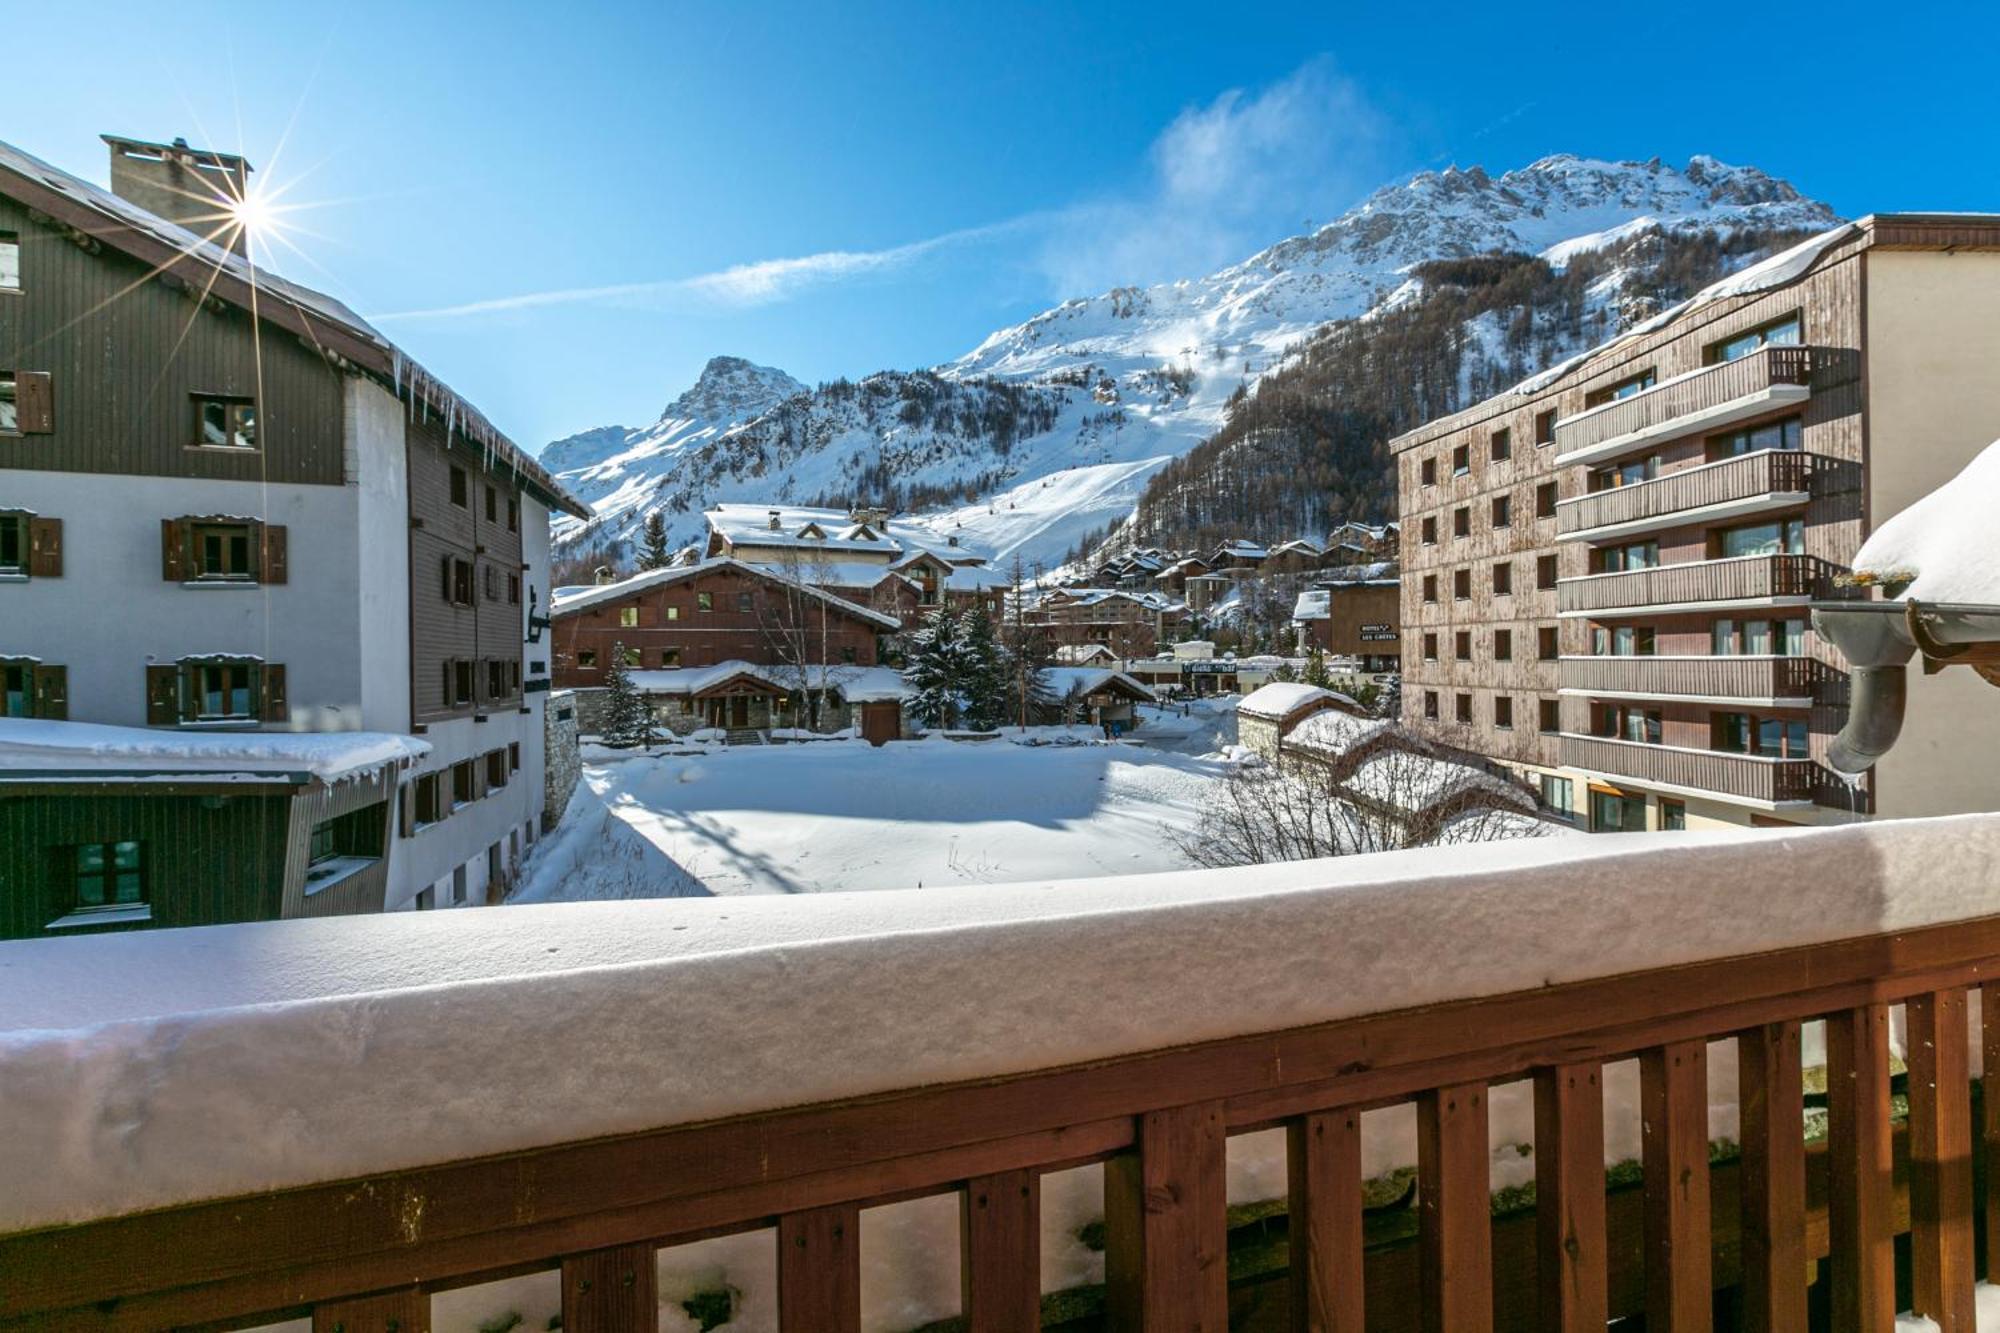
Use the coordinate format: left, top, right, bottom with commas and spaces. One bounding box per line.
1558, 553, 1839, 615
1554, 345, 1818, 461
1561, 732, 1820, 803
1556, 449, 1815, 537
7, 819, 2000, 1331
1559, 654, 1820, 703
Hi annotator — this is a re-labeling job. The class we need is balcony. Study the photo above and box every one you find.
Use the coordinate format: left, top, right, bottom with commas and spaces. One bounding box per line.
1561, 732, 1819, 805
1559, 654, 1819, 707
6, 817, 2000, 1329
1558, 553, 1840, 617
1556, 449, 1815, 543
1554, 345, 1818, 466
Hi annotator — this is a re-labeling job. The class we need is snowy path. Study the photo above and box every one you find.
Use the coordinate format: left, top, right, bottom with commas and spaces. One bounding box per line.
515, 734, 1225, 902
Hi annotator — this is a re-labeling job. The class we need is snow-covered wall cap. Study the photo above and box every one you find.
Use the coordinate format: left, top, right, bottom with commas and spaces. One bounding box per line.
1851, 436, 2000, 604
0, 718, 427, 782
2, 813, 1996, 1231
1237, 681, 1339, 720
548, 556, 901, 630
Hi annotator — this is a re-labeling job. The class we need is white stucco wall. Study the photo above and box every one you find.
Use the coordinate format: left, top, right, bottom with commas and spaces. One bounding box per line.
349, 379, 412, 733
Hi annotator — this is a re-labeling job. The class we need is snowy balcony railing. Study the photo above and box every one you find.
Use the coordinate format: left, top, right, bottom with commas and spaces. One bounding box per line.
1553, 345, 1819, 465
5, 816, 2000, 1329
1558, 553, 1846, 617
1555, 448, 1816, 541
1559, 654, 1820, 706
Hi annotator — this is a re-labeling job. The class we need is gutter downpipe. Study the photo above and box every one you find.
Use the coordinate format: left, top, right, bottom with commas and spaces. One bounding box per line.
1813, 599, 2000, 776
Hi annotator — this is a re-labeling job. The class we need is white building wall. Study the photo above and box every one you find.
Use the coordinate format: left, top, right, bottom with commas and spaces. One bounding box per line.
349, 379, 412, 733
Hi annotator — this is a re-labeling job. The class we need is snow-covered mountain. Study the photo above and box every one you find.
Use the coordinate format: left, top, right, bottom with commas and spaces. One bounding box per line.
547, 155, 1838, 567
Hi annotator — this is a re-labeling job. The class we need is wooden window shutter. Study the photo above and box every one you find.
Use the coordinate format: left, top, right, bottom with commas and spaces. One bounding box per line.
32, 664, 66, 719
145, 664, 181, 725
260, 524, 287, 584
262, 663, 288, 722
161, 518, 189, 581
15, 371, 53, 434
398, 782, 416, 839
27, 517, 61, 578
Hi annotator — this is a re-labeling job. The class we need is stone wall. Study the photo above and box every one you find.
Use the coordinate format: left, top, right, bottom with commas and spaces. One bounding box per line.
542, 690, 583, 833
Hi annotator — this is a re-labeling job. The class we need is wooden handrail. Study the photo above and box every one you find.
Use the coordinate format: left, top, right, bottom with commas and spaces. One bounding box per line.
1556, 449, 1815, 535
1554, 345, 1818, 458
6, 916, 1999, 1330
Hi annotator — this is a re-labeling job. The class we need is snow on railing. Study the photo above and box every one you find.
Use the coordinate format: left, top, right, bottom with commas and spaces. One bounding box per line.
6, 813, 2000, 1329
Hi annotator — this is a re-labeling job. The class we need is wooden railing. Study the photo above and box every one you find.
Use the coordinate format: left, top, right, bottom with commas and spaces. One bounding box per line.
8, 905, 2000, 1330
1556, 449, 1815, 536
1561, 732, 1820, 803
1558, 553, 1837, 615
1554, 344, 1818, 460
1559, 654, 1820, 702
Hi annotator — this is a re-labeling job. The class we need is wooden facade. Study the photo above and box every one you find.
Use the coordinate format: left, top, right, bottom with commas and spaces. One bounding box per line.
1299, 581, 1400, 665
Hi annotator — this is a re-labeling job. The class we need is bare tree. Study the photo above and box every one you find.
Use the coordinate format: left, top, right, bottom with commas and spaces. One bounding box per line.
753, 552, 865, 732
1002, 553, 1054, 730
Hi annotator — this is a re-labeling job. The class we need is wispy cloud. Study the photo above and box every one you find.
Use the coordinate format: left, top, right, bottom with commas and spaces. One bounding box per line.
372, 58, 1389, 324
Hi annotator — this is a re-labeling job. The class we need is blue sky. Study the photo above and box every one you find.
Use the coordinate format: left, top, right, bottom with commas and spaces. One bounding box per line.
6, 1, 1989, 449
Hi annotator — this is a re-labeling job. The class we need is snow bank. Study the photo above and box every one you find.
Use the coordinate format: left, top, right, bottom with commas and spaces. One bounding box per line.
0, 718, 427, 782
1851, 436, 2000, 603
5, 813, 2000, 1233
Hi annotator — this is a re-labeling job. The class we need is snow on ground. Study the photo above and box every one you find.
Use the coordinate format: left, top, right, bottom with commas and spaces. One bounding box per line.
515, 730, 1225, 901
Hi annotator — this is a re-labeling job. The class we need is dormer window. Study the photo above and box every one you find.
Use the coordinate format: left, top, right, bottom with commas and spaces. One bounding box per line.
193, 395, 257, 450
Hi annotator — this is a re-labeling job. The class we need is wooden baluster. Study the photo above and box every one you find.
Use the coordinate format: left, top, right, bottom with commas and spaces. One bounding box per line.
561, 1242, 656, 1332
1908, 990, 1976, 1331
1417, 1082, 1492, 1333
1535, 1063, 1607, 1332
1641, 1039, 1711, 1332
1287, 1108, 1365, 1333
962, 1168, 1041, 1332
1825, 1003, 1894, 1332
779, 1202, 860, 1333
1983, 983, 2000, 1283
1736, 1021, 1807, 1333
1104, 1100, 1229, 1331
312, 1289, 428, 1333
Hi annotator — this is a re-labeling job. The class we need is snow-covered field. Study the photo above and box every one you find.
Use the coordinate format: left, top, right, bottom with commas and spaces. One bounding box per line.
516, 705, 1236, 903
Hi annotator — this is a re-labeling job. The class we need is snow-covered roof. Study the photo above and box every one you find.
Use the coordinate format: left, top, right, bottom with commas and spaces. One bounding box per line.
1052, 643, 1116, 663
1283, 709, 1394, 760
1317, 561, 1399, 586
1293, 590, 1330, 621
1345, 750, 1534, 816
1237, 682, 1344, 721
0, 138, 586, 519
3, 813, 1994, 1231
0, 718, 427, 783
1271, 539, 1325, 558
1851, 436, 2000, 604
1043, 667, 1157, 701
742, 558, 902, 591
623, 662, 909, 701
549, 557, 901, 630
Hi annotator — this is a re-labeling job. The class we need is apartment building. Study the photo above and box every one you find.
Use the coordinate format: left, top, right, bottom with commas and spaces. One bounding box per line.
0, 134, 588, 936
1393, 215, 2000, 831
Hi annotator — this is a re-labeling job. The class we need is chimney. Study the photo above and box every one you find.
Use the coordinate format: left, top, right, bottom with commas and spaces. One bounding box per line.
102, 135, 254, 257
594, 565, 615, 586
767, 509, 782, 531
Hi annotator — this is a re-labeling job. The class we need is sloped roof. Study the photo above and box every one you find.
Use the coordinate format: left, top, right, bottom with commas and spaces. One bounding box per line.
549, 557, 901, 630
622, 662, 911, 702
0, 137, 587, 518
1238, 682, 1345, 721
1043, 667, 1157, 702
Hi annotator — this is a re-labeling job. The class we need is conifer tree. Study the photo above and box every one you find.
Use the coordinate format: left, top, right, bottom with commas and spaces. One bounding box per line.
601, 645, 655, 748
959, 606, 1009, 732
902, 608, 966, 730
638, 511, 671, 571
1304, 648, 1333, 689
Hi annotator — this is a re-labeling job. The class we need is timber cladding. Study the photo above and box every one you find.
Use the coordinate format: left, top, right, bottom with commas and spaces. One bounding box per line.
0, 193, 347, 485
551, 564, 886, 688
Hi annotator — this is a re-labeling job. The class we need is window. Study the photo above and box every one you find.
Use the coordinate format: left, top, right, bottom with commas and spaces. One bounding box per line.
453, 658, 475, 707
486, 749, 508, 790
622, 646, 641, 667
1714, 711, 1808, 758
736, 592, 754, 613
451, 759, 476, 807
1709, 415, 1802, 460
487, 659, 507, 700
2, 661, 27, 716
1453, 568, 1471, 600
1452, 507, 1470, 539
1452, 444, 1470, 476
192, 395, 256, 449
577, 648, 598, 669
1420, 457, 1437, 486
1422, 632, 1439, 662
0, 372, 13, 433
1422, 574, 1438, 603
619, 607, 639, 628
1455, 630, 1472, 662
70, 841, 146, 916
1535, 408, 1558, 446
1537, 626, 1559, 661
1715, 518, 1804, 559
1597, 540, 1659, 573
1540, 774, 1572, 814
509, 742, 521, 772
1494, 695, 1513, 730
1600, 625, 1656, 657
1661, 800, 1686, 831
1494, 629, 1513, 661
1599, 704, 1662, 744
0, 231, 17, 291
1490, 427, 1511, 462
446, 557, 474, 606
1492, 561, 1512, 596
485, 485, 498, 523
1455, 693, 1474, 724
1423, 690, 1439, 721
1538, 698, 1561, 734
697, 591, 713, 612
413, 773, 444, 825
841, 645, 858, 665
665, 605, 680, 621
192, 521, 254, 580
1421, 516, 1437, 545
450, 466, 469, 507
1585, 368, 1657, 407
1491, 495, 1511, 529
1708, 313, 1802, 364
507, 497, 519, 532
483, 566, 500, 602
0, 512, 21, 575
658, 647, 681, 667
507, 573, 521, 605
1591, 790, 1649, 833
1535, 482, 1558, 519
191, 659, 258, 720
1537, 554, 1560, 590
1591, 456, 1658, 492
